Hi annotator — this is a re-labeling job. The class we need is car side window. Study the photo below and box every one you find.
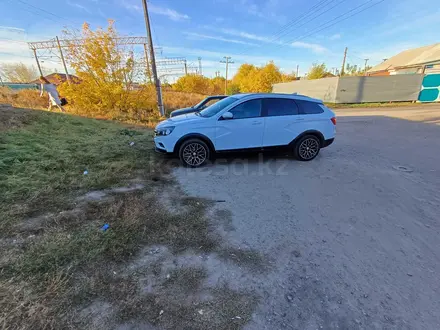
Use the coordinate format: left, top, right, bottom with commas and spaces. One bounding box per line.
296, 100, 324, 114
264, 98, 299, 117
229, 99, 262, 119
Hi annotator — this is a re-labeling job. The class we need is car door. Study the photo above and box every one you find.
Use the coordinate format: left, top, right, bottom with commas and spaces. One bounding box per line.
262, 98, 304, 147
215, 98, 264, 151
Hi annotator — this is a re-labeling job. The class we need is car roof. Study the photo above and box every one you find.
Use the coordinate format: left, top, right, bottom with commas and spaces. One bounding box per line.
231, 93, 323, 103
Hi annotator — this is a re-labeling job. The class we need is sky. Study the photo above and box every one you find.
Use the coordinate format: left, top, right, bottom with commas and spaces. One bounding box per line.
0, 0, 439, 81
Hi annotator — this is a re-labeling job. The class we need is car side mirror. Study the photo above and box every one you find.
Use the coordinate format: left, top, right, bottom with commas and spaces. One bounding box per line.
221, 112, 233, 120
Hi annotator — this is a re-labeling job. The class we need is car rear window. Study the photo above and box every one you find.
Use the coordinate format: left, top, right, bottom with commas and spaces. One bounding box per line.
296, 100, 325, 114
264, 98, 299, 116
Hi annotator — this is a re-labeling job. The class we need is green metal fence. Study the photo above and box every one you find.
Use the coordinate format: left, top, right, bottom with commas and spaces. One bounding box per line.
419, 74, 440, 102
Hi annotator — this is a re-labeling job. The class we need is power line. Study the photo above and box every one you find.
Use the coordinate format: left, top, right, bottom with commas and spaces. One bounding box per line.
286, 0, 386, 44
16, 0, 79, 26
278, 0, 348, 41
235, 0, 335, 57
271, 0, 345, 43
236, 0, 385, 59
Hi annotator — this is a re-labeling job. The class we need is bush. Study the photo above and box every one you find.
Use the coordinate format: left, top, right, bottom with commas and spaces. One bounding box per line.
0, 87, 47, 109
0, 87, 206, 127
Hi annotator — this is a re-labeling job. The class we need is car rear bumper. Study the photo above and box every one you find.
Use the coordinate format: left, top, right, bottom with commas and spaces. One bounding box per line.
322, 138, 334, 148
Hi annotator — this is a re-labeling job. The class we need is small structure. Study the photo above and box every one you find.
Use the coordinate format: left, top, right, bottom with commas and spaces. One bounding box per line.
30, 73, 79, 85
367, 43, 440, 76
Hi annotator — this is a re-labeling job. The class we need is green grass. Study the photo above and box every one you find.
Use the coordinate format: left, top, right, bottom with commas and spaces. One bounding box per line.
0, 108, 155, 233
0, 107, 262, 329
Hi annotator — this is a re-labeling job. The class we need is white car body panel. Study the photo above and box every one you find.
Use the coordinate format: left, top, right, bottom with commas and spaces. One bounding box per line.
154, 93, 335, 154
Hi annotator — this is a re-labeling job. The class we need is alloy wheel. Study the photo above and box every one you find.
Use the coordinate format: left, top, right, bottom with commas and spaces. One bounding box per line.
182, 143, 207, 166
299, 138, 319, 160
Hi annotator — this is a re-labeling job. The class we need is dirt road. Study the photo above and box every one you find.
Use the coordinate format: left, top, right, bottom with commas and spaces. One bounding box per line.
174, 105, 440, 329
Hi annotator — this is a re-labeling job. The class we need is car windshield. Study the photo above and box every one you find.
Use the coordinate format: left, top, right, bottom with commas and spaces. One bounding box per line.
194, 98, 211, 109
198, 96, 238, 117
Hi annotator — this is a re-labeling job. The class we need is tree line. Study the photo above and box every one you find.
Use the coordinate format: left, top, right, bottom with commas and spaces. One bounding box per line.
0, 20, 373, 115
306, 62, 372, 79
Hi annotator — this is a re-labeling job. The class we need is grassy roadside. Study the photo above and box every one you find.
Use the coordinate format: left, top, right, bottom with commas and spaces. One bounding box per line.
0, 106, 261, 329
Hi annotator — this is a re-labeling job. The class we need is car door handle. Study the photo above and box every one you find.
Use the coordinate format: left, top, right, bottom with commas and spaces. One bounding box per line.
252, 121, 262, 125
296, 118, 305, 121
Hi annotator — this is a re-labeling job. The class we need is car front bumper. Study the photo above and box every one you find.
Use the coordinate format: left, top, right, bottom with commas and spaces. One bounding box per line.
153, 134, 178, 153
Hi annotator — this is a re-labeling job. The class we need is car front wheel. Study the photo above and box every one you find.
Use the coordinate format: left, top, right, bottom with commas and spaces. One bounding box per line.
294, 135, 321, 161
179, 139, 210, 167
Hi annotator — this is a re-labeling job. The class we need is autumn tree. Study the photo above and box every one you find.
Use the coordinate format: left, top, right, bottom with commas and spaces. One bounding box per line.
232, 62, 287, 93
307, 63, 332, 80
58, 20, 155, 117
281, 72, 297, 82
209, 76, 225, 94
232, 64, 258, 92
173, 74, 210, 94
344, 63, 372, 76
0, 63, 38, 83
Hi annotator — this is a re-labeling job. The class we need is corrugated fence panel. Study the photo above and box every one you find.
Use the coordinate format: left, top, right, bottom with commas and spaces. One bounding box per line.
335, 75, 424, 103
272, 77, 339, 103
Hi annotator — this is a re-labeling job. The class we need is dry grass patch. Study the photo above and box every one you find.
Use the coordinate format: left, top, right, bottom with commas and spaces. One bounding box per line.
0, 107, 265, 329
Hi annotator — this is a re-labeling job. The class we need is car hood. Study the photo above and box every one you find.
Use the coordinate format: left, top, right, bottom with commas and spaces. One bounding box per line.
170, 107, 195, 116
156, 113, 203, 128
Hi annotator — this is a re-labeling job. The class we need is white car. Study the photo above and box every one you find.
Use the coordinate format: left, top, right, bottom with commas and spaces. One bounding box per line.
154, 93, 336, 167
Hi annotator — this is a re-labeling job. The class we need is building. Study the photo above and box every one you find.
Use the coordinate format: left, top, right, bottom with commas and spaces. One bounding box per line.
367, 43, 440, 76
30, 73, 79, 85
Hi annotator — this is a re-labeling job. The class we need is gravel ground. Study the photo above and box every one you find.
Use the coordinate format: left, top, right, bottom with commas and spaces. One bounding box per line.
173, 105, 440, 330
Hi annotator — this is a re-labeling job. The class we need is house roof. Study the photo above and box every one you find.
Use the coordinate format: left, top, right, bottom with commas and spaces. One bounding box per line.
368, 43, 440, 73
30, 73, 79, 85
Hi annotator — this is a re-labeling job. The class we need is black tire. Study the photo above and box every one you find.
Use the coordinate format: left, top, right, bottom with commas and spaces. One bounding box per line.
294, 135, 321, 161
178, 138, 210, 167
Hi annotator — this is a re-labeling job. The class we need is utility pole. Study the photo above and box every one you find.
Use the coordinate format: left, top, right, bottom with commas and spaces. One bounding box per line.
364, 58, 369, 76
296, 65, 299, 77
198, 57, 202, 76
56, 36, 70, 84
184, 59, 188, 75
220, 56, 233, 94
340, 47, 348, 77
143, 43, 152, 83
141, 0, 164, 116
32, 49, 43, 77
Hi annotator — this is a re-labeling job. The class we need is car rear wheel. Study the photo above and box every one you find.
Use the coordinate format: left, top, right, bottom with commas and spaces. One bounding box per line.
179, 139, 210, 167
294, 135, 321, 161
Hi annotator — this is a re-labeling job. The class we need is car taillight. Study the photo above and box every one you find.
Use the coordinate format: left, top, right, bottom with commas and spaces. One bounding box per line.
331, 117, 337, 125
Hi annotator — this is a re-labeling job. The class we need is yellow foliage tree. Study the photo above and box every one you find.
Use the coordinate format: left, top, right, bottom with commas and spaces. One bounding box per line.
173, 74, 210, 95
232, 64, 258, 93
59, 21, 157, 120
209, 76, 225, 95
232, 62, 290, 93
